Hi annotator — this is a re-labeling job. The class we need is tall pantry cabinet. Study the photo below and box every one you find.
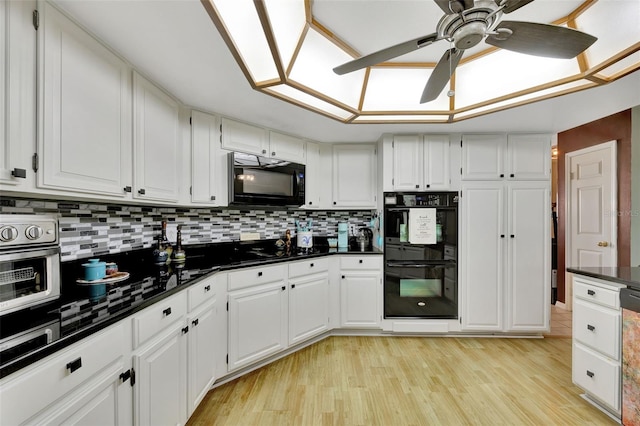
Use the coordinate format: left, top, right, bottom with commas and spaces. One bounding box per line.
460, 134, 551, 332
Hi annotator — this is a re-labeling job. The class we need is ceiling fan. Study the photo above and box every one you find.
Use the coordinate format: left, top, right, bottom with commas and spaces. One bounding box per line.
333, 0, 597, 103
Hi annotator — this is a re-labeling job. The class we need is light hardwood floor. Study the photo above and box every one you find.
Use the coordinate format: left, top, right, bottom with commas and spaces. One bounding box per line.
188, 334, 615, 425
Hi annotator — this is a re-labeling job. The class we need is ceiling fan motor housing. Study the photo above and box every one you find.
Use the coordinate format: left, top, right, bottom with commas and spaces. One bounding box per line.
438, 2, 501, 50
453, 22, 487, 49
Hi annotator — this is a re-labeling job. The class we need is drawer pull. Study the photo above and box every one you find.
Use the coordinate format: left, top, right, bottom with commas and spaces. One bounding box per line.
359, 259, 363, 264
163, 307, 172, 317
587, 324, 595, 332
66, 357, 82, 374
204, 285, 211, 292
586, 370, 594, 378
587, 289, 596, 296
310, 263, 314, 267
258, 271, 263, 277
192, 319, 199, 327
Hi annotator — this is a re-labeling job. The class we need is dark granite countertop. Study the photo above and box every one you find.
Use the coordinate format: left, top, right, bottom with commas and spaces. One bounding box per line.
567, 266, 640, 290
0, 239, 382, 379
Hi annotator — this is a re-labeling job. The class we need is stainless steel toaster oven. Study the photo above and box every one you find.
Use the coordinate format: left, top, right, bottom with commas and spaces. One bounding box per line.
0, 215, 60, 316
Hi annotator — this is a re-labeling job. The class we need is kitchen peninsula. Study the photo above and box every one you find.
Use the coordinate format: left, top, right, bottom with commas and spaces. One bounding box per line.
567, 266, 640, 423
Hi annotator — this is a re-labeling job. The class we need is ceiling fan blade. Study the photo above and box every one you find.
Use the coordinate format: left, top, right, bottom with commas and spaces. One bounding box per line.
486, 21, 597, 59
434, 0, 475, 15
333, 33, 440, 75
500, 0, 535, 14
420, 48, 464, 104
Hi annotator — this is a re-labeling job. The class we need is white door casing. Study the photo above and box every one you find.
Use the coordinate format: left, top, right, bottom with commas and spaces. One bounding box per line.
566, 141, 617, 307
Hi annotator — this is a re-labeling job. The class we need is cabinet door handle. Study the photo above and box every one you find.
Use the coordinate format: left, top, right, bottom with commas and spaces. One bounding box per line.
211, 195, 216, 201
291, 284, 296, 289
426, 184, 430, 188
192, 319, 199, 327
510, 235, 515, 238
500, 235, 505, 238
587, 289, 596, 296
262, 149, 267, 154
281, 286, 286, 291
587, 324, 595, 331
163, 307, 172, 317
66, 357, 82, 374
204, 285, 211, 292
415, 184, 419, 189
271, 151, 276, 156
499, 174, 504, 178
258, 271, 263, 277
333, 201, 337, 205
138, 188, 146, 195
310, 263, 314, 267
359, 259, 363, 264
123, 186, 132, 193
11, 168, 26, 178
510, 173, 515, 178
309, 201, 313, 205
182, 326, 189, 334
586, 370, 594, 378
341, 275, 345, 279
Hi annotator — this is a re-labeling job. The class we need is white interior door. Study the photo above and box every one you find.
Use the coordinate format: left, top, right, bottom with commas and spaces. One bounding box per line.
568, 141, 617, 271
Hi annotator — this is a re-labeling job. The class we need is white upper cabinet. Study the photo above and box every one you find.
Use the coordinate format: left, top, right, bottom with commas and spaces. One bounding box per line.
461, 134, 506, 181
268, 131, 306, 164
507, 134, 551, 180
133, 71, 181, 203
1, 0, 36, 187
332, 144, 377, 208
191, 110, 227, 206
220, 117, 268, 156
38, 1, 132, 197
390, 134, 450, 191
304, 141, 321, 208
461, 133, 550, 181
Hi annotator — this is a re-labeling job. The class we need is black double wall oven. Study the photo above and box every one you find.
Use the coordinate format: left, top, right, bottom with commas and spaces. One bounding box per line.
384, 192, 458, 319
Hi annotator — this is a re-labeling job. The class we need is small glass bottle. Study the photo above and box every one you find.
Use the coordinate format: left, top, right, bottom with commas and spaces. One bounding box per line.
153, 220, 172, 264
172, 225, 186, 264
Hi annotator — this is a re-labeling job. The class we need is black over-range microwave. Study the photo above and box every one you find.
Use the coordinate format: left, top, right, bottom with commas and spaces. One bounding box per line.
229, 152, 305, 207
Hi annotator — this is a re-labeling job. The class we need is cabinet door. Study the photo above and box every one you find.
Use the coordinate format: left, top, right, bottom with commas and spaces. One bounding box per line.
191, 110, 227, 206
340, 271, 380, 328
1, 0, 35, 186
39, 2, 132, 196
461, 134, 506, 180
133, 72, 180, 203
332, 144, 377, 208
506, 182, 550, 331
27, 362, 130, 426
269, 131, 306, 163
133, 323, 187, 426
507, 134, 551, 180
187, 300, 217, 417
424, 134, 450, 190
220, 117, 268, 156
227, 281, 288, 371
392, 135, 422, 191
289, 272, 330, 345
304, 142, 321, 208
460, 182, 505, 330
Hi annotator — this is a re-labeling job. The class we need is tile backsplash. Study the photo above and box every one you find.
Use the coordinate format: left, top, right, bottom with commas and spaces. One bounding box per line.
0, 198, 375, 261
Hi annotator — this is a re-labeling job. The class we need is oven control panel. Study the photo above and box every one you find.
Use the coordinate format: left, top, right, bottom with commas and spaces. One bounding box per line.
0, 215, 58, 248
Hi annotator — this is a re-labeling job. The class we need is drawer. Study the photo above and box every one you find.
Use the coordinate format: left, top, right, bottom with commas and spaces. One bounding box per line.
133, 291, 187, 348
288, 257, 329, 278
573, 299, 620, 360
340, 255, 382, 270
188, 275, 217, 312
228, 263, 286, 291
573, 342, 620, 412
0, 322, 125, 426
574, 278, 620, 309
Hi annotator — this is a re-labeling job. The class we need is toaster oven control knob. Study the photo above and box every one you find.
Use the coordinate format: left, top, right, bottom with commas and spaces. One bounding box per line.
0, 226, 18, 242
25, 225, 44, 240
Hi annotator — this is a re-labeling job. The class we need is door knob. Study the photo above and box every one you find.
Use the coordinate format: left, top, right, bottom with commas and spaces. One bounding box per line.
597, 241, 609, 247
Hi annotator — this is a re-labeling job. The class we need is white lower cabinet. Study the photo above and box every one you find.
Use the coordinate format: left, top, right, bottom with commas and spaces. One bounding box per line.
339, 256, 382, 328
133, 321, 187, 426
0, 322, 130, 426
572, 275, 623, 416
288, 259, 330, 345
227, 265, 288, 371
